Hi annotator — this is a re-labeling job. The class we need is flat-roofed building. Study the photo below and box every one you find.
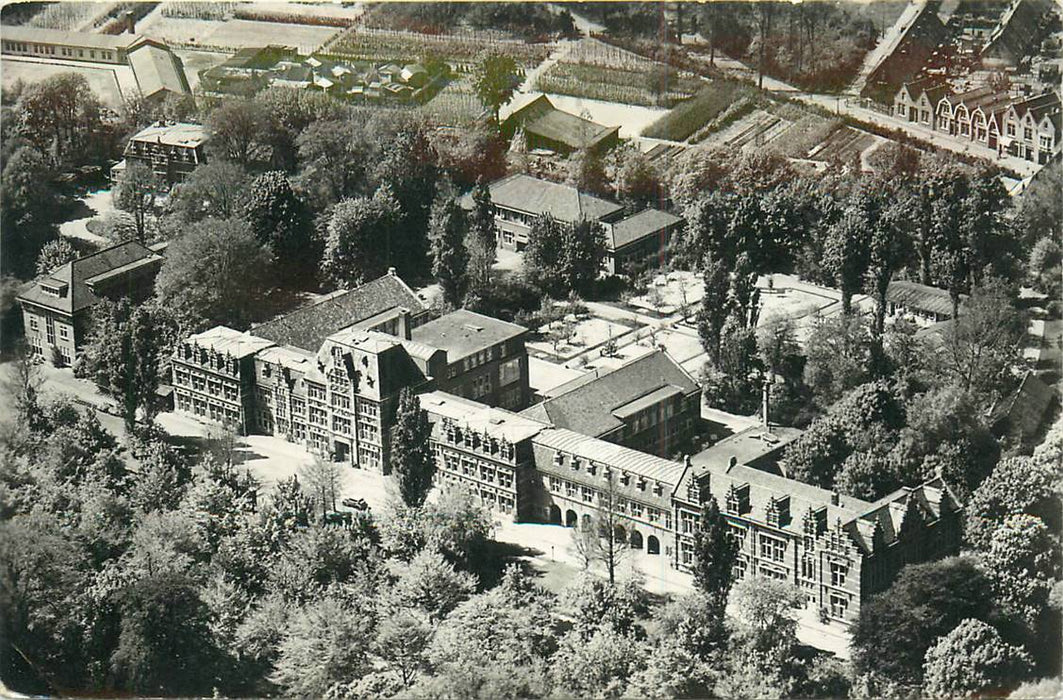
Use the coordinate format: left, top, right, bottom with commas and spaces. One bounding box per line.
602, 207, 683, 275
0, 26, 140, 63
411, 309, 530, 411
114, 121, 209, 186
17, 240, 163, 366
521, 350, 700, 458
886, 279, 967, 324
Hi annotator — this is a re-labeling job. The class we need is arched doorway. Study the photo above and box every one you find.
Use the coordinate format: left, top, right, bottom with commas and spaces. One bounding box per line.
549, 505, 562, 525
581, 513, 592, 529
630, 530, 643, 549
566, 509, 578, 528
614, 524, 626, 543
647, 535, 660, 555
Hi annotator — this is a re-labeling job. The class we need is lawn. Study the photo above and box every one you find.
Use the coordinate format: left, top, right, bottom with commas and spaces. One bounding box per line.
139, 16, 339, 52
642, 79, 753, 142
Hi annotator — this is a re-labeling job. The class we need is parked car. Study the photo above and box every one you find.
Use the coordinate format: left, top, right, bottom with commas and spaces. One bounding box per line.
342, 497, 369, 511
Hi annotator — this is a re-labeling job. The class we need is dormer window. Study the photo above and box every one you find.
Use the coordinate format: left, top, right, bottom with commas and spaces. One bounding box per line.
766, 495, 791, 528
653, 482, 663, 497
570, 457, 580, 471
263, 364, 271, 378
620, 471, 630, 486
637, 478, 647, 491
39, 280, 67, 297
586, 462, 596, 476
553, 452, 564, 468
726, 483, 750, 515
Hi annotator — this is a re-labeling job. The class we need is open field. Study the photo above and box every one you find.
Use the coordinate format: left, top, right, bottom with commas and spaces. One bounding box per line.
172, 49, 231, 92
808, 124, 887, 163
1, 58, 127, 108
417, 75, 484, 126
138, 16, 339, 52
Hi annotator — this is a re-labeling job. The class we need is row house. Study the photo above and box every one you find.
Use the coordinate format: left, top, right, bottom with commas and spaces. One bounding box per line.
672, 455, 962, 625
894, 76, 949, 126
18, 240, 163, 366
999, 91, 1061, 163
422, 391, 546, 520
934, 86, 1014, 149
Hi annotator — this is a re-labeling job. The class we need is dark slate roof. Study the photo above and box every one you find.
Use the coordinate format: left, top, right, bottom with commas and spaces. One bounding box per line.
410, 309, 527, 362
250, 272, 428, 352
1012, 91, 1062, 122
863, 5, 947, 102
520, 350, 699, 438
886, 280, 965, 318
524, 108, 619, 152
607, 208, 683, 250
982, 0, 1056, 63
485, 174, 625, 223
17, 240, 162, 316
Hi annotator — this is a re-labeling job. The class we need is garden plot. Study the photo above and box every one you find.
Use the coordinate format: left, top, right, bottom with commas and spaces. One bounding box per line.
527, 316, 638, 362
417, 75, 484, 126
328, 27, 551, 67
1, 59, 127, 108
808, 125, 885, 164
698, 109, 793, 152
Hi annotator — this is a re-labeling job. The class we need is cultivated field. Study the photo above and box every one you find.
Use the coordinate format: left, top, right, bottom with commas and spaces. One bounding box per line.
642, 80, 753, 142
327, 26, 552, 68
807, 125, 886, 163
417, 75, 484, 126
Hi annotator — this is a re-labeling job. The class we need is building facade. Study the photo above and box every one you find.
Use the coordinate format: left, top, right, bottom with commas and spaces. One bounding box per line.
1, 26, 139, 64
17, 241, 163, 366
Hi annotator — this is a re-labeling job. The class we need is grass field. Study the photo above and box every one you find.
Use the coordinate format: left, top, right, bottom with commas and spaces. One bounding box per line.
139, 16, 339, 52
535, 61, 700, 108
417, 75, 484, 126
1, 58, 126, 108
172, 49, 230, 92
642, 79, 752, 142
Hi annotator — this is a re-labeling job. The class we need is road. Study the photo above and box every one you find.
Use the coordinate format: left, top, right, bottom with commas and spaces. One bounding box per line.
848, 0, 928, 96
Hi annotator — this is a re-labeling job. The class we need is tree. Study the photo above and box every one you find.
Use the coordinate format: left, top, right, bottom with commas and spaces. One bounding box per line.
938, 276, 1025, 402
35, 238, 78, 276
561, 218, 606, 297
375, 611, 433, 689
428, 190, 470, 308
965, 452, 1061, 553
206, 98, 266, 166
387, 548, 476, 622
566, 148, 609, 197
697, 253, 730, 364
691, 496, 739, 607
171, 161, 251, 222
295, 118, 371, 207
1, 341, 45, 433
730, 575, 805, 653
15, 73, 100, 165
1, 145, 58, 276
923, 618, 1032, 698
823, 196, 869, 316
472, 51, 518, 123
702, 316, 762, 415
1027, 235, 1062, 299
113, 161, 157, 243
321, 189, 403, 288
524, 215, 604, 298
270, 593, 375, 697
299, 456, 342, 521
802, 312, 875, 407
154, 217, 273, 332
551, 624, 646, 698
851, 557, 994, 686
614, 144, 661, 208
466, 178, 497, 293
110, 573, 218, 696
389, 388, 435, 507
243, 171, 315, 284
978, 514, 1059, 629
80, 300, 165, 431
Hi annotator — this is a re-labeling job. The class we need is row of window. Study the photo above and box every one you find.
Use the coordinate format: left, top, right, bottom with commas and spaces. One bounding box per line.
2, 41, 116, 61
437, 472, 515, 514
439, 450, 516, 490
550, 451, 668, 496
546, 475, 672, 527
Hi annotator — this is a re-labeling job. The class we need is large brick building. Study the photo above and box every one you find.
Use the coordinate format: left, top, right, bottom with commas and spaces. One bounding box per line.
171, 273, 963, 627
113, 121, 209, 187
17, 240, 164, 366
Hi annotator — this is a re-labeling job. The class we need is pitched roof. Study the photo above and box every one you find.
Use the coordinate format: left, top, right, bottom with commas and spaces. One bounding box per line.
524, 108, 619, 152
982, 0, 1056, 63
607, 208, 683, 250
520, 351, 699, 438
886, 280, 965, 318
691, 424, 804, 476
1011, 91, 1062, 122
127, 42, 190, 99
484, 174, 625, 224
410, 309, 527, 362
250, 272, 428, 352
533, 427, 688, 488
17, 240, 162, 315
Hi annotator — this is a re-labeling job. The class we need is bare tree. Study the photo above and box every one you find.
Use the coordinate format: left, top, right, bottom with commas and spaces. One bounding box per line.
205, 420, 242, 469
570, 522, 599, 571
300, 455, 342, 521
594, 469, 630, 585
2, 341, 44, 432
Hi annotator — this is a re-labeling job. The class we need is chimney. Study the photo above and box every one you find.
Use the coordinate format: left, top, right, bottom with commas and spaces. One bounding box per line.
830, 491, 840, 506
123, 9, 136, 34
387, 266, 396, 276
727, 455, 737, 472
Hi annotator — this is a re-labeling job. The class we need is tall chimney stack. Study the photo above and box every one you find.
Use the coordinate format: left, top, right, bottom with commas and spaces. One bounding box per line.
123, 10, 136, 34
761, 378, 771, 433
